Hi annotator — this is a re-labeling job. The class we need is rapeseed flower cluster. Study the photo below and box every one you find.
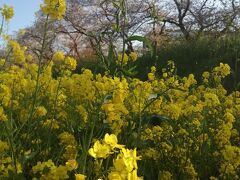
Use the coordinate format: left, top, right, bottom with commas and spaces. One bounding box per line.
0, 2, 239, 178
129, 51, 138, 62
41, 0, 66, 20
116, 52, 138, 65
0, 46, 239, 179
32, 160, 70, 179
108, 148, 142, 180
0, 4, 14, 21
0, 106, 7, 122
88, 133, 124, 159
117, 53, 129, 65
52, 51, 77, 73
8, 40, 26, 63
89, 134, 142, 180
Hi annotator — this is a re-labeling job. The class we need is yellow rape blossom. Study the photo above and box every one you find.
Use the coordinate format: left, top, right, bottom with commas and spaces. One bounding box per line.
42, 119, 59, 129
88, 140, 112, 159
129, 52, 138, 61
117, 53, 128, 65
66, 159, 78, 170
0, 48, 239, 180
59, 132, 78, 159
104, 133, 124, 149
0, 106, 7, 122
148, 66, 156, 81
148, 73, 155, 81
52, 51, 65, 62
224, 111, 235, 123
108, 171, 123, 180
142, 148, 160, 160
64, 56, 77, 71
32, 160, 70, 179
151, 66, 156, 73
41, 0, 66, 20
0, 58, 5, 66
58, 132, 77, 145
213, 63, 231, 77
0, 140, 9, 153
1, 4, 14, 21
75, 174, 86, 180
122, 148, 141, 172
76, 105, 88, 123
8, 40, 26, 63
159, 171, 173, 180
108, 148, 142, 180
35, 106, 47, 118
220, 145, 240, 179
204, 93, 220, 107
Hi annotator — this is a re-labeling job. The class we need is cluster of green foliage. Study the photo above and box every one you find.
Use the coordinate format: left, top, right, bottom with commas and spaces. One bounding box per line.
134, 33, 240, 92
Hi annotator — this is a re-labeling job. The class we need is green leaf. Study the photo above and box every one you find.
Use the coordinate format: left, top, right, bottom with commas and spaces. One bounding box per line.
112, 2, 120, 8
162, 92, 171, 101
237, 82, 240, 89
128, 65, 137, 72
107, 43, 114, 64
120, 68, 137, 77
115, 14, 120, 32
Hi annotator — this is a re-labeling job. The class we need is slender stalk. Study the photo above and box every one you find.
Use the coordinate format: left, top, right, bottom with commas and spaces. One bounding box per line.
45, 76, 62, 157
14, 15, 49, 139
0, 17, 5, 37
3, 81, 18, 174
82, 117, 96, 175
138, 90, 142, 138
28, 15, 49, 123
120, 0, 127, 74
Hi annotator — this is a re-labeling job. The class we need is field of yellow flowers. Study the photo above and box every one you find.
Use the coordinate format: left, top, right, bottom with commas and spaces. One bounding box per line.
0, 0, 240, 180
